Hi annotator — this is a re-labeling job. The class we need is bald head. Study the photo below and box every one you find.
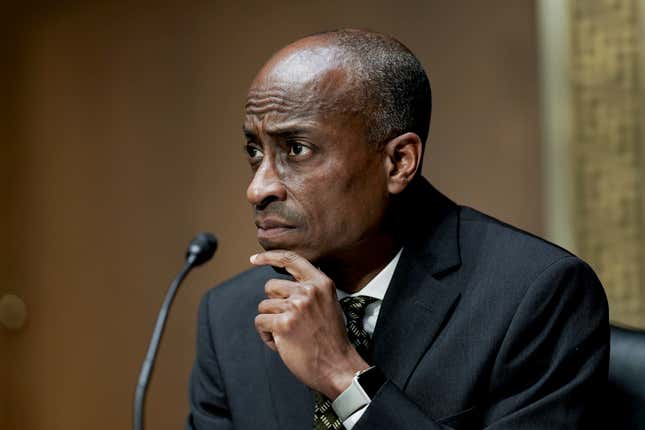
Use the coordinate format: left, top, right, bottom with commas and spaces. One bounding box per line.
249, 29, 432, 148
248, 40, 359, 123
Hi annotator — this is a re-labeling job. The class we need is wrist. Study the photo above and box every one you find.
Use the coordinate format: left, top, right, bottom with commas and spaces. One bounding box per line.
325, 349, 370, 399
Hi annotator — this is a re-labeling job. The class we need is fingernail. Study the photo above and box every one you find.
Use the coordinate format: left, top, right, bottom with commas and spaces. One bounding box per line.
250, 254, 257, 263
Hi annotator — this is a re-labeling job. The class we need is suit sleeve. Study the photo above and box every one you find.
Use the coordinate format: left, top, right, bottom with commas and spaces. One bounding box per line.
186, 292, 234, 430
354, 256, 610, 430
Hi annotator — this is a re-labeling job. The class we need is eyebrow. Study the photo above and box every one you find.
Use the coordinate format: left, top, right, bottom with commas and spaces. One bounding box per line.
242, 122, 316, 139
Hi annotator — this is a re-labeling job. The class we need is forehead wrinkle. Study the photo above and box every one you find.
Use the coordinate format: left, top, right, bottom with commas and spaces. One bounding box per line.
244, 114, 320, 137
245, 87, 325, 121
246, 87, 294, 104
246, 82, 355, 120
262, 118, 319, 136
246, 88, 298, 114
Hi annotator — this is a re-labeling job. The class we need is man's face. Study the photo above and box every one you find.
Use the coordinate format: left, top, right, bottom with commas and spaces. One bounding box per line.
243, 42, 390, 264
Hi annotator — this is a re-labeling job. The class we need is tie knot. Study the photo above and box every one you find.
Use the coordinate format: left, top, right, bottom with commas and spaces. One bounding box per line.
340, 295, 378, 323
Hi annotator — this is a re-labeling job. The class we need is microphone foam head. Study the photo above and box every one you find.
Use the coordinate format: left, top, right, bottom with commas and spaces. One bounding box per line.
186, 232, 218, 266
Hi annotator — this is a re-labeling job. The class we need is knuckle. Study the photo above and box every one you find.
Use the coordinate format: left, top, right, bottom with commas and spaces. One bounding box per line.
264, 279, 279, 295
289, 297, 302, 312
280, 251, 298, 266
277, 314, 294, 332
257, 299, 267, 313
310, 278, 332, 297
302, 282, 316, 296
320, 277, 333, 291
290, 295, 310, 312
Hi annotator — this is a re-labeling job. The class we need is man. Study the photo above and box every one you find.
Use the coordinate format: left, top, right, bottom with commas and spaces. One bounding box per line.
187, 29, 608, 429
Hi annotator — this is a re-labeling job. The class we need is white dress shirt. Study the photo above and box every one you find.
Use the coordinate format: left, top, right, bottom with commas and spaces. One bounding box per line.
334, 248, 403, 429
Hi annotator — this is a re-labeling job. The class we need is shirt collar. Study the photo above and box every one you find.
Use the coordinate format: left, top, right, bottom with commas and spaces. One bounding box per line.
336, 248, 403, 301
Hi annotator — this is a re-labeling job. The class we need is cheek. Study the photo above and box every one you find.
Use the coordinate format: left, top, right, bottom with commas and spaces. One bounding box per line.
307, 160, 387, 236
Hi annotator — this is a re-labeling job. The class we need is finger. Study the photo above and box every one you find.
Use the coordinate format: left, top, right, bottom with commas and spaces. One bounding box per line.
264, 279, 301, 299
250, 250, 321, 282
258, 330, 277, 352
258, 298, 289, 314
254, 313, 278, 351
254, 313, 276, 333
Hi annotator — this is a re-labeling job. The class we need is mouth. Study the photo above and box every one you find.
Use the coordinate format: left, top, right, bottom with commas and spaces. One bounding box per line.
255, 218, 297, 241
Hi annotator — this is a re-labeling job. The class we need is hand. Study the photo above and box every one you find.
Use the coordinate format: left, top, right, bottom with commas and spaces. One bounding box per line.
252, 250, 369, 399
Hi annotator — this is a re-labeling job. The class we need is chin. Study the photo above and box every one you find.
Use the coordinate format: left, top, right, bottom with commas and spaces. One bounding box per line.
258, 236, 302, 253
257, 238, 320, 262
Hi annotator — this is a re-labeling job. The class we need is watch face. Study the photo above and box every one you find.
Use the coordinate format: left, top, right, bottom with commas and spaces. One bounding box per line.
357, 367, 386, 398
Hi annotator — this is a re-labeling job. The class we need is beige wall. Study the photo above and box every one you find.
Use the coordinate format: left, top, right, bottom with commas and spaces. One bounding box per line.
4, 1, 540, 429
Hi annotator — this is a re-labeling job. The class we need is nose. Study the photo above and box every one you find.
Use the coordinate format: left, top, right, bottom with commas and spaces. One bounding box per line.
246, 158, 287, 209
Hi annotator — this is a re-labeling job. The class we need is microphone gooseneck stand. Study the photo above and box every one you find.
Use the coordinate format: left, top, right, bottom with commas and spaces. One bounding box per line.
133, 233, 217, 430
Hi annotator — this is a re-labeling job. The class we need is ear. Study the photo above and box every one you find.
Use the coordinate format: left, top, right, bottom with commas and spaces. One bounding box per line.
383, 132, 423, 194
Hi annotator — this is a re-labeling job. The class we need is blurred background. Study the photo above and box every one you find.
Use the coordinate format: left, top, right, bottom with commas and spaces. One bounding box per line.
2, 0, 644, 429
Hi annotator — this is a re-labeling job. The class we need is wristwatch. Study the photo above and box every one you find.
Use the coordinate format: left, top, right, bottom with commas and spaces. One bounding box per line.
331, 366, 386, 422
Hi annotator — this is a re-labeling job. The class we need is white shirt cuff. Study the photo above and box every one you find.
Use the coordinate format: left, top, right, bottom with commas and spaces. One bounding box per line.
342, 404, 368, 429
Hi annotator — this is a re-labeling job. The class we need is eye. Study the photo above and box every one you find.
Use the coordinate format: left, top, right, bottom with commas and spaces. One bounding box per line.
287, 142, 310, 157
244, 144, 263, 163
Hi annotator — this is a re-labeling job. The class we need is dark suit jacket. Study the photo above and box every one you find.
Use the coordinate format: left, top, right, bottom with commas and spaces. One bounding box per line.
187, 178, 609, 429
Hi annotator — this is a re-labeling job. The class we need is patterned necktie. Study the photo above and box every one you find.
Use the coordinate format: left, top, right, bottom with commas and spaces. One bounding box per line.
313, 295, 378, 430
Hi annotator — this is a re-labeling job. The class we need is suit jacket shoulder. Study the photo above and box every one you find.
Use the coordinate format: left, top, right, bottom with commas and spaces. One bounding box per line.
456, 205, 604, 313
458, 205, 575, 284
460, 205, 573, 265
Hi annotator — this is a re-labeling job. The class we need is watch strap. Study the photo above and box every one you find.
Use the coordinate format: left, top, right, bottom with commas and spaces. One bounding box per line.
331, 366, 385, 422
356, 365, 386, 398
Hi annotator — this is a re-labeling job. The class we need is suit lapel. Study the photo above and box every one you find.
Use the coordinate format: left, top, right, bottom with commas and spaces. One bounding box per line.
372, 250, 462, 388
373, 179, 463, 389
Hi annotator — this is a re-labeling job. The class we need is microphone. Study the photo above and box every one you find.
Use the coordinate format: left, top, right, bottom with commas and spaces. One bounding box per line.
186, 232, 218, 266
133, 233, 218, 430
